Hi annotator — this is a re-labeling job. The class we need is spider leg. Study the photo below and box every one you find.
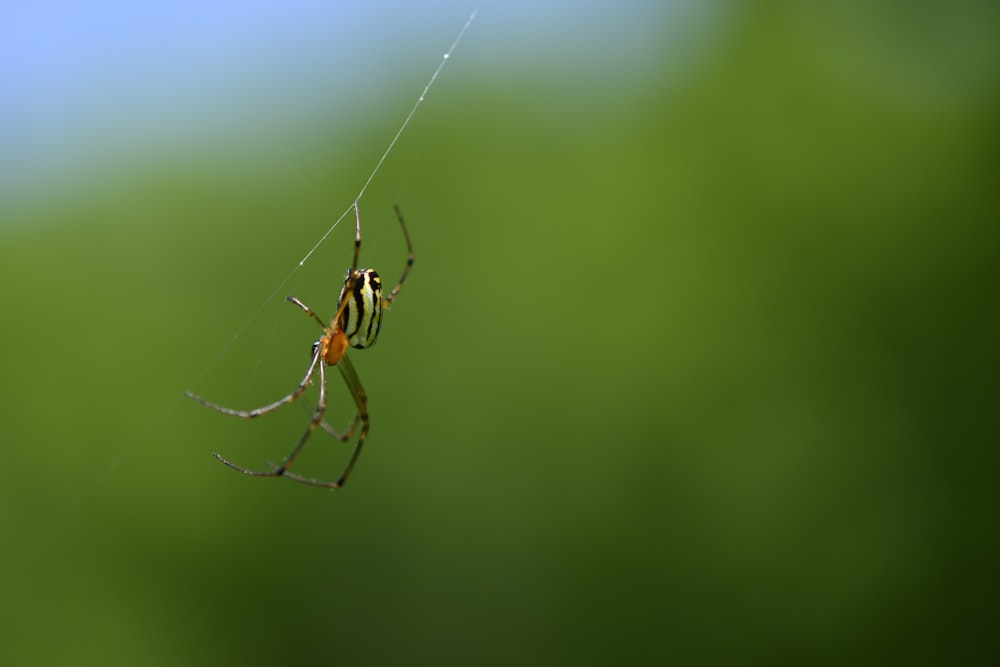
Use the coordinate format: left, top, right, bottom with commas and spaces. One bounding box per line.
300, 399, 360, 441
382, 204, 414, 308
286, 296, 328, 331
319, 412, 361, 441
185, 349, 322, 418
333, 354, 370, 487
349, 202, 362, 273
282, 353, 369, 489
212, 353, 329, 478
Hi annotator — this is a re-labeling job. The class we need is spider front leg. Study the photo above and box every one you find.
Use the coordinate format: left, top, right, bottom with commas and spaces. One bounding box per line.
185, 344, 323, 419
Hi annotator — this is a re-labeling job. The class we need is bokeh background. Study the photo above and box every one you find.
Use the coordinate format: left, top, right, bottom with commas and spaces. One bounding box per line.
2, 1, 999, 664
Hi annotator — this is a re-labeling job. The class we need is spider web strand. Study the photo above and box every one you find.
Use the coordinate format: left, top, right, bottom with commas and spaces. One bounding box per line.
297, 8, 477, 268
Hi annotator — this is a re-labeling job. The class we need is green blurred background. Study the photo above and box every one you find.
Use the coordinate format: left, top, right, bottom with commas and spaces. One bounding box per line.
2, 1, 999, 664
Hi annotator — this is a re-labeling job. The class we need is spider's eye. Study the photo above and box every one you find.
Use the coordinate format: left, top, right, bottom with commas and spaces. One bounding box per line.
311, 341, 320, 358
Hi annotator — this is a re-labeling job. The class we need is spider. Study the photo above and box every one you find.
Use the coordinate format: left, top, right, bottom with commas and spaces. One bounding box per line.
185, 203, 413, 489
